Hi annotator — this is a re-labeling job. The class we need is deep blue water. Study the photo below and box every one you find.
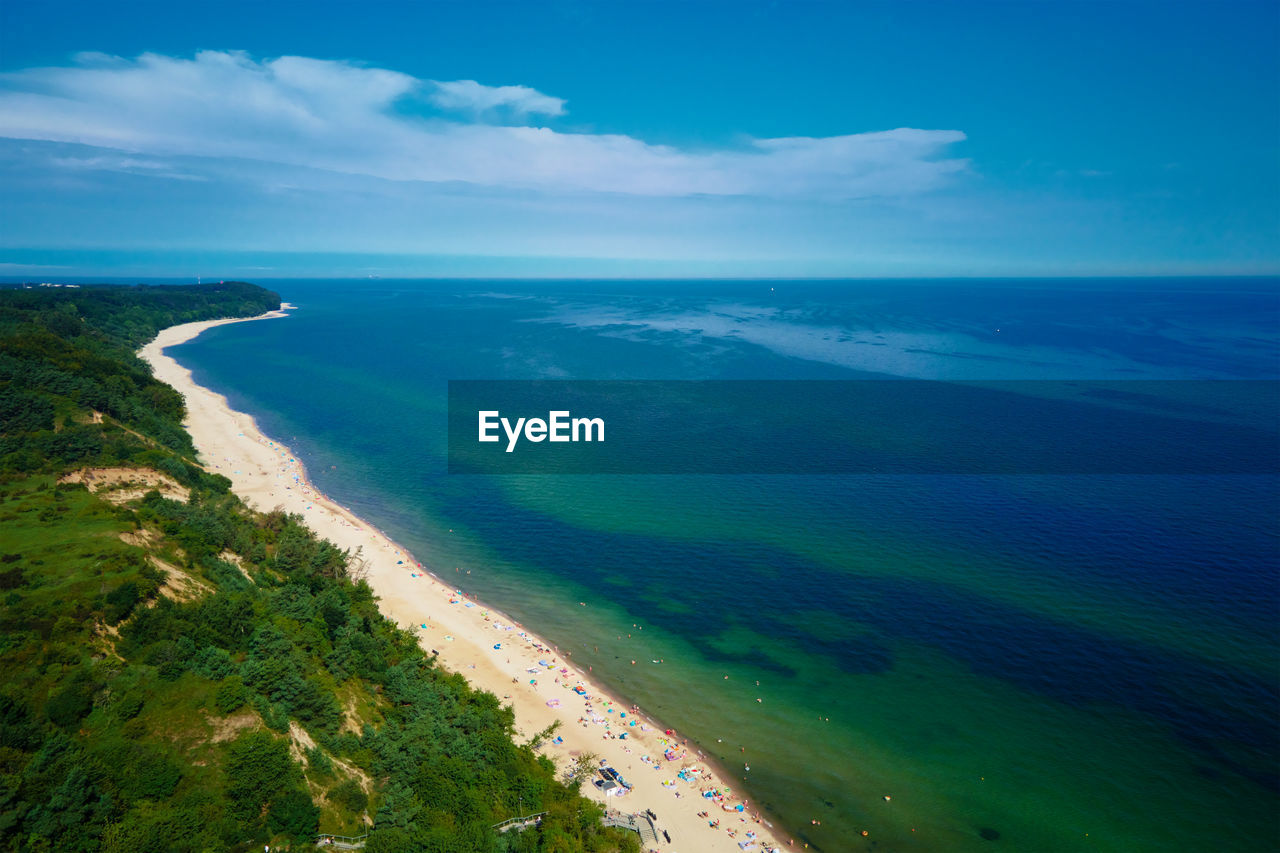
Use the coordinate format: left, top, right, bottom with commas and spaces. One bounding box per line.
173, 279, 1280, 851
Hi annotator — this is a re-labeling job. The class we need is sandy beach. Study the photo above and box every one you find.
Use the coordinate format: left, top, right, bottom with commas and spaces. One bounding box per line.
140, 307, 791, 853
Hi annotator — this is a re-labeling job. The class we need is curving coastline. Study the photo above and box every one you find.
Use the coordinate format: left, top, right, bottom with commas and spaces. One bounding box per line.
140, 306, 792, 853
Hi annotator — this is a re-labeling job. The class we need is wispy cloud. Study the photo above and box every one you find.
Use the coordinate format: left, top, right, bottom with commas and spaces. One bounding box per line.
48, 152, 206, 181
0, 262, 70, 271
428, 79, 565, 117
0, 50, 967, 199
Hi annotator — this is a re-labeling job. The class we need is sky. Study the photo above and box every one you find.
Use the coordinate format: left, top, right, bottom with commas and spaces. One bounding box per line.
0, 0, 1276, 279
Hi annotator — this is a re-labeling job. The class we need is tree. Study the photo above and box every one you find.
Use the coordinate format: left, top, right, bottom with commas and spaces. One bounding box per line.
266, 787, 319, 841
26, 763, 112, 852
225, 730, 295, 825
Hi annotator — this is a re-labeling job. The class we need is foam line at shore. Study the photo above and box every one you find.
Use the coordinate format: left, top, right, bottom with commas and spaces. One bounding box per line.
140, 307, 792, 853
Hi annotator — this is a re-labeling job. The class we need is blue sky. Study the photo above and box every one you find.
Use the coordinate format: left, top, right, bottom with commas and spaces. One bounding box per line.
0, 0, 1276, 278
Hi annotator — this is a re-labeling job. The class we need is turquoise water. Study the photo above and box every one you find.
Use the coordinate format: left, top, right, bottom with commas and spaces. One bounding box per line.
174, 279, 1279, 850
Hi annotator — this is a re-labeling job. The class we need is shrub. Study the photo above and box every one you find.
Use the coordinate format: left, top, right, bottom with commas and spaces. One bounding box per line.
45, 672, 96, 727
191, 646, 235, 681
305, 745, 333, 777
105, 581, 140, 623
214, 676, 247, 715
114, 692, 144, 720
328, 778, 368, 814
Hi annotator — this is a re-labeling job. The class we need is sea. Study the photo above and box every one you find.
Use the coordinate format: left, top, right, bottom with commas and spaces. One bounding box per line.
170, 278, 1279, 851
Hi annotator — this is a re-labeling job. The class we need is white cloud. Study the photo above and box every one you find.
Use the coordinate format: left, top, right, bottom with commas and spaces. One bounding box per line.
429, 79, 565, 117
0, 50, 967, 199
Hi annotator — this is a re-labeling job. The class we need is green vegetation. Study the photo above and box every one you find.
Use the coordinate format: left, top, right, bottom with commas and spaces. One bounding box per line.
0, 284, 636, 852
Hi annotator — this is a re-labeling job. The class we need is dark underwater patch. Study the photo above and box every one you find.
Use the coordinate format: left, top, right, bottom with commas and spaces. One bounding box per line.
443, 478, 1280, 789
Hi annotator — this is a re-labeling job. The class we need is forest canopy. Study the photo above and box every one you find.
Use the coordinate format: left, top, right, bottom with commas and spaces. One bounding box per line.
0, 283, 635, 853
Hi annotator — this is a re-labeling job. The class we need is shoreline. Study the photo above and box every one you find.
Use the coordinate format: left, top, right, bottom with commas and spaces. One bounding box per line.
140, 307, 792, 853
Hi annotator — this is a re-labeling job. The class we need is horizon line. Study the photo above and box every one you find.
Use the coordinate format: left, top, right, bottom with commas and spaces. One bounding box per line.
3, 273, 1279, 284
